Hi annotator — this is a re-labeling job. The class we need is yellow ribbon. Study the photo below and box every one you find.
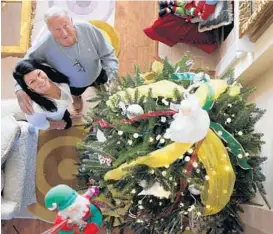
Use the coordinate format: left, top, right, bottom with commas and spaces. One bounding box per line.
194, 79, 228, 107
141, 60, 164, 84
198, 130, 235, 215
106, 79, 228, 111
106, 80, 185, 110
105, 142, 193, 180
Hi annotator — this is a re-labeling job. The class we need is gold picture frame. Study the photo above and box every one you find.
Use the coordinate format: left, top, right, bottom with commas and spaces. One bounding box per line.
1, 0, 35, 58
239, 0, 273, 42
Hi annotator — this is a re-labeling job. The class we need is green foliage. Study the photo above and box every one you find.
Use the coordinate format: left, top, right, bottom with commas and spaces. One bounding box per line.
77, 57, 269, 234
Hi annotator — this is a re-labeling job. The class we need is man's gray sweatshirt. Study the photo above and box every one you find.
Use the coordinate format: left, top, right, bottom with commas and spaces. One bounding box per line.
15, 21, 118, 91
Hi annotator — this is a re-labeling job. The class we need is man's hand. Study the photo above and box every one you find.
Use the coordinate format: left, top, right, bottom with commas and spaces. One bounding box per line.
105, 79, 119, 94
16, 90, 34, 115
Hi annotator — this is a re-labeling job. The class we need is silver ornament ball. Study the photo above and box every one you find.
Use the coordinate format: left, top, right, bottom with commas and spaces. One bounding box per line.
126, 104, 144, 119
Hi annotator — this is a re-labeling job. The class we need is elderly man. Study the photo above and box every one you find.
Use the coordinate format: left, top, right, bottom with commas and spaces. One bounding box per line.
15, 7, 118, 114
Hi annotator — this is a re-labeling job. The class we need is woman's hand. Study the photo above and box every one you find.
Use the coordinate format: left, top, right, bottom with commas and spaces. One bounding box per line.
49, 120, 67, 130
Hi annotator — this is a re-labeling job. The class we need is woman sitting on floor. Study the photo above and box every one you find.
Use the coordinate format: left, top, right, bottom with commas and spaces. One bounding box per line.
13, 59, 73, 130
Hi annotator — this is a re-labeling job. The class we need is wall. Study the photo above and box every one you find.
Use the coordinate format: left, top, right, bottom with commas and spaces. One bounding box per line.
1, 2, 21, 46
240, 65, 273, 234
248, 66, 273, 206
215, 1, 273, 79
235, 23, 273, 82
1, 57, 19, 99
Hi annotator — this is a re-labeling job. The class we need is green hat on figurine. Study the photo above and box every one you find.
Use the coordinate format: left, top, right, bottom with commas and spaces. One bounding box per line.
44, 184, 78, 211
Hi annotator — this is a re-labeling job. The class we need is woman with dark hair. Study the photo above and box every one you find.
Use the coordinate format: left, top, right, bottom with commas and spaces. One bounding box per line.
13, 59, 73, 130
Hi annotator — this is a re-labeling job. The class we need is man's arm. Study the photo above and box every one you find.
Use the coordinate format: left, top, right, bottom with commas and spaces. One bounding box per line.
90, 25, 119, 82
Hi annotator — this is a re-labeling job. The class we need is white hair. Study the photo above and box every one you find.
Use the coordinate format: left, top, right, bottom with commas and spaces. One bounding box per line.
44, 7, 69, 23
59, 195, 90, 223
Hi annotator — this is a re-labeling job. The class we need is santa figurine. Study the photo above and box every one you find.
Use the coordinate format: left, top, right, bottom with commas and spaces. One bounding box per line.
164, 94, 210, 143
44, 184, 102, 234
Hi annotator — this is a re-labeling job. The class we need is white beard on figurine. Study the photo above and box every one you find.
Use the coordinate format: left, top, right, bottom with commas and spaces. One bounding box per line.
164, 94, 210, 143
58, 195, 90, 223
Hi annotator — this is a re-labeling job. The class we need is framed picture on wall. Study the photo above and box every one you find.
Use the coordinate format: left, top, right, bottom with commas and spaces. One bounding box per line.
239, 0, 273, 42
1, 0, 35, 58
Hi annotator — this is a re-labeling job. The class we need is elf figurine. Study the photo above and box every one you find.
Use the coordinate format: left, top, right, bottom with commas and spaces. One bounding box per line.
44, 184, 102, 234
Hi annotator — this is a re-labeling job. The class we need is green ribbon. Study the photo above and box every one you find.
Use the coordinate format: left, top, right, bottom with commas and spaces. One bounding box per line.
202, 83, 214, 111
171, 72, 214, 110
210, 122, 252, 170
171, 72, 197, 81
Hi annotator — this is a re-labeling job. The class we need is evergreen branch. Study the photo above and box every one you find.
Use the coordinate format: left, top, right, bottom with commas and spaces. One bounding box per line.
79, 143, 115, 160
255, 182, 271, 209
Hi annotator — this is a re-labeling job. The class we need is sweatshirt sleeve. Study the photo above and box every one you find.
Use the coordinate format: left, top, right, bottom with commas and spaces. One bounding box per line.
88, 24, 119, 82
25, 112, 50, 130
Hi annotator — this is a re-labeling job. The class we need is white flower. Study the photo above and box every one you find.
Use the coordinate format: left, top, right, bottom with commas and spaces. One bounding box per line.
162, 171, 167, 176
161, 117, 167, 123
156, 135, 161, 140
184, 156, 191, 162
226, 118, 232, 123
160, 138, 165, 144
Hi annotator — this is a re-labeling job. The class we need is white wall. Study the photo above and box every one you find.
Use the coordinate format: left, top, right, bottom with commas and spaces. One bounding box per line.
248, 67, 273, 206
235, 23, 273, 81
240, 65, 273, 234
